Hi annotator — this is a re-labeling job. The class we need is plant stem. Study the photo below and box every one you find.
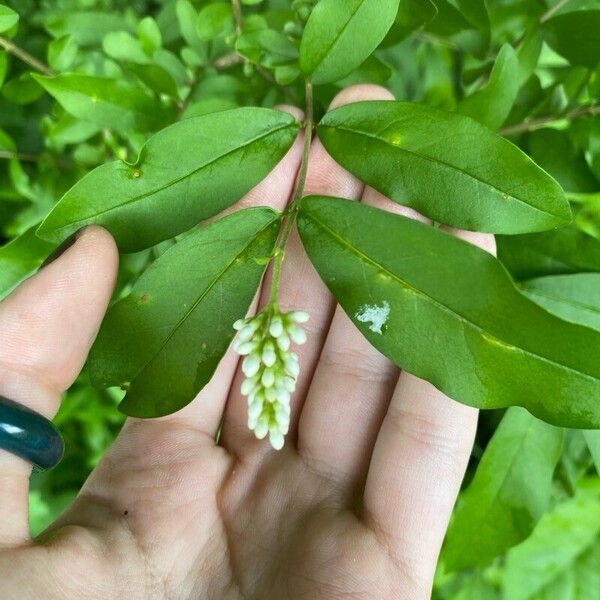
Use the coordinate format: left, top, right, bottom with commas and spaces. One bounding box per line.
0, 150, 38, 162
268, 81, 314, 306
540, 0, 571, 23
500, 104, 599, 136
231, 0, 243, 35
0, 36, 53, 76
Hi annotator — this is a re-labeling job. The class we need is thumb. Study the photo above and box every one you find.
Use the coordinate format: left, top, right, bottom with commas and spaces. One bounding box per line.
0, 226, 118, 545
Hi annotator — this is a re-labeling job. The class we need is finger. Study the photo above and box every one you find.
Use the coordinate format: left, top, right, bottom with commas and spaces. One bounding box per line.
362, 231, 495, 596
222, 86, 385, 456
298, 166, 430, 495
0, 227, 118, 546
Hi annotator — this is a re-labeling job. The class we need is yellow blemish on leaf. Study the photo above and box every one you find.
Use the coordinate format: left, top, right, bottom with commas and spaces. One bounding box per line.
481, 331, 517, 351
388, 132, 402, 146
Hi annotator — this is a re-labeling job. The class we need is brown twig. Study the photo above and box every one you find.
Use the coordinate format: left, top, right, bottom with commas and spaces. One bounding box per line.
500, 105, 600, 136
231, 0, 243, 35
540, 0, 572, 23
0, 150, 38, 162
0, 36, 53, 76
213, 52, 244, 70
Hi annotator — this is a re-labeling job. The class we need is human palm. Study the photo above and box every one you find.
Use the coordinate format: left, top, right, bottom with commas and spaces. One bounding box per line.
0, 85, 492, 600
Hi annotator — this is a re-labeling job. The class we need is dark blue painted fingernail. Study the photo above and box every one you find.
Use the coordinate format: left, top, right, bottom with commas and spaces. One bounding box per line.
39, 229, 84, 271
0, 396, 64, 470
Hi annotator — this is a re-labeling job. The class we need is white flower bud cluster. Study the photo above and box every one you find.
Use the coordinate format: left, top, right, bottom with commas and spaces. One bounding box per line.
233, 308, 309, 450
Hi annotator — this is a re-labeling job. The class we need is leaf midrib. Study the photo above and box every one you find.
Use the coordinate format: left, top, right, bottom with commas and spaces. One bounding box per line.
448, 416, 540, 568
129, 215, 278, 384
48, 120, 295, 236
306, 0, 365, 77
322, 122, 566, 222
303, 208, 598, 384
526, 287, 600, 320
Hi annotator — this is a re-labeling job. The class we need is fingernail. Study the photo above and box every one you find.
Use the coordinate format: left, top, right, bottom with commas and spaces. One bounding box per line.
39, 228, 85, 271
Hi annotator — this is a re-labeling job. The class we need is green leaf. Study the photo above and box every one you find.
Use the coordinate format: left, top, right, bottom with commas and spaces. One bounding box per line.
37, 108, 299, 252
516, 29, 542, 86
102, 31, 149, 64
0, 4, 18, 34
45, 12, 133, 47
522, 273, 600, 331
0, 51, 7, 88
497, 225, 600, 280
138, 16, 162, 56
334, 54, 392, 88
299, 0, 400, 85
584, 432, 600, 472
521, 275, 600, 472
528, 129, 598, 194
127, 63, 178, 98
503, 488, 600, 600
196, 2, 234, 41
90, 207, 280, 418
318, 101, 571, 234
382, 0, 437, 46
32, 73, 170, 132
298, 195, 600, 429
47, 35, 78, 71
543, 10, 600, 69
236, 29, 298, 68
0, 226, 55, 300
444, 407, 563, 571
2, 73, 45, 105
457, 44, 520, 130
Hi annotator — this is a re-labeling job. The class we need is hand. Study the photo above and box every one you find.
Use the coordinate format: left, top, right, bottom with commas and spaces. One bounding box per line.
0, 85, 493, 600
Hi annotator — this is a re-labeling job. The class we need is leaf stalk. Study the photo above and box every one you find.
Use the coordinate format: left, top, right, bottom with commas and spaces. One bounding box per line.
268, 81, 314, 306
0, 36, 53, 76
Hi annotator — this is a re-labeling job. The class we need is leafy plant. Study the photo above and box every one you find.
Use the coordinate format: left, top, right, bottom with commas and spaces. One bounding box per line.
1, 0, 599, 596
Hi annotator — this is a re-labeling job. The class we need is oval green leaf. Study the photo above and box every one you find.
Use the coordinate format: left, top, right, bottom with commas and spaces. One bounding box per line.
457, 43, 520, 130
0, 4, 18, 34
298, 195, 600, 429
318, 101, 571, 234
444, 407, 563, 571
90, 207, 280, 418
543, 10, 600, 70
0, 226, 55, 300
37, 107, 299, 252
503, 489, 600, 600
299, 0, 400, 85
523, 273, 600, 332
32, 73, 170, 132
497, 225, 600, 281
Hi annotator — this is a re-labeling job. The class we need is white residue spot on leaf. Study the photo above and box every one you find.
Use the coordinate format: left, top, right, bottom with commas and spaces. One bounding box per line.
355, 301, 390, 335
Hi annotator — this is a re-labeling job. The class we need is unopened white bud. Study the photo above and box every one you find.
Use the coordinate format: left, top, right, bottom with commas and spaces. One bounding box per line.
255, 418, 269, 440
242, 354, 260, 377
290, 311, 310, 324
269, 317, 284, 338
236, 340, 258, 355
288, 325, 307, 345
270, 429, 285, 451
233, 319, 247, 331
262, 343, 277, 367
276, 332, 291, 351
261, 368, 275, 388
248, 399, 263, 421
284, 354, 300, 378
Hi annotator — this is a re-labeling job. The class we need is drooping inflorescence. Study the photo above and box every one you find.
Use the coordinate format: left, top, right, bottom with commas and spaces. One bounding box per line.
233, 308, 309, 450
